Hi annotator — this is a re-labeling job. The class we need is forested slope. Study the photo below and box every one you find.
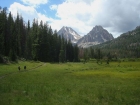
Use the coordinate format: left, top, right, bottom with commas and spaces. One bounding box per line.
94, 26, 140, 58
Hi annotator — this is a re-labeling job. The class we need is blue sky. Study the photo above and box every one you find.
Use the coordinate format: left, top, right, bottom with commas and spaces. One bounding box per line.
1, 0, 140, 37
1, 0, 62, 19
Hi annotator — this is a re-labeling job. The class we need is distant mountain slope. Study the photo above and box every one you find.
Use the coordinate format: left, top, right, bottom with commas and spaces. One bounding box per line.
94, 26, 140, 58
57, 26, 82, 43
77, 25, 114, 48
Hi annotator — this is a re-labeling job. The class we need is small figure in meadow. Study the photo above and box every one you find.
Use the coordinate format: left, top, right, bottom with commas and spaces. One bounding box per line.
24, 66, 26, 70
18, 66, 20, 71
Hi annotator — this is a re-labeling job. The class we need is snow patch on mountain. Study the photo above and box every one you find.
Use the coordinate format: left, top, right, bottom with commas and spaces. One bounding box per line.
57, 26, 82, 43
57, 25, 114, 47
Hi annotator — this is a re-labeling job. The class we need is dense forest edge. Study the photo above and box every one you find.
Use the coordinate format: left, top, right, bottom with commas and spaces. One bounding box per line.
0, 7, 79, 63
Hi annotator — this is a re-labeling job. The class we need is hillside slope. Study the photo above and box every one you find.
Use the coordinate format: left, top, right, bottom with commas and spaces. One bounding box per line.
94, 26, 140, 58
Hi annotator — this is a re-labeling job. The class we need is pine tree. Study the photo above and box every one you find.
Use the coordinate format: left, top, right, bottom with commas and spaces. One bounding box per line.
51, 30, 58, 62
31, 19, 39, 61
90, 47, 95, 59
0, 7, 6, 55
3, 10, 9, 56
73, 45, 79, 62
26, 20, 32, 59
9, 23, 17, 61
59, 38, 65, 63
83, 49, 88, 63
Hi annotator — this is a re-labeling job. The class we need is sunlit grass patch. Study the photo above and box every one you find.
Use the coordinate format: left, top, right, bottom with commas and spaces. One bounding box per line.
71, 61, 140, 79
74, 70, 140, 78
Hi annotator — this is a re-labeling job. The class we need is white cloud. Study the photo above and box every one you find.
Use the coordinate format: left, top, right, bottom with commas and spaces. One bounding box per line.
9, 2, 52, 24
37, 13, 52, 23
49, 0, 102, 35
8, 0, 140, 38
50, 5, 58, 10
66, 0, 94, 4
49, 0, 140, 37
21, 0, 48, 7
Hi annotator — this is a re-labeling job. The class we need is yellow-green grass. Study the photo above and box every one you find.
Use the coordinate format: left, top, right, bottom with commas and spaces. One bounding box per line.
0, 61, 140, 105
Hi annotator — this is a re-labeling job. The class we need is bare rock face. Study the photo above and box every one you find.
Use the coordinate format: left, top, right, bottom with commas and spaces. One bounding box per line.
77, 25, 114, 48
57, 26, 82, 43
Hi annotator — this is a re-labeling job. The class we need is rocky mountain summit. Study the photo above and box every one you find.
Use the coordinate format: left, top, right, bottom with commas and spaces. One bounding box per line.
57, 25, 114, 47
57, 26, 82, 43
77, 25, 114, 48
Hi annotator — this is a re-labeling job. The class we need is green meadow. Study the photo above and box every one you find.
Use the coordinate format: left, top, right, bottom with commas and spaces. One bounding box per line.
0, 61, 140, 105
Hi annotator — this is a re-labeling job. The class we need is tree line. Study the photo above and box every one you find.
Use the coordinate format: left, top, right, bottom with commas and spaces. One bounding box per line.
0, 7, 79, 63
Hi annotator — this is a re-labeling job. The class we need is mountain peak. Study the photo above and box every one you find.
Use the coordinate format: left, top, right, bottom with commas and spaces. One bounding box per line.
90, 25, 104, 32
61, 26, 74, 32
77, 25, 114, 48
62, 26, 69, 29
95, 25, 103, 28
94, 25, 103, 29
58, 26, 82, 43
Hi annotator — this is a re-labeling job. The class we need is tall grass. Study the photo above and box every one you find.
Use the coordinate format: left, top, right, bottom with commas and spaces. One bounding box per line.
0, 61, 140, 105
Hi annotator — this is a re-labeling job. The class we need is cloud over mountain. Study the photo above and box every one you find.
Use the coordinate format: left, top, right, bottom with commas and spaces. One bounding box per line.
50, 0, 140, 37
7, 0, 140, 38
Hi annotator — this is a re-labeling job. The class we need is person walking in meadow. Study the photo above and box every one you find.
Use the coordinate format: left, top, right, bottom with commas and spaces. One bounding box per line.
18, 66, 20, 71
24, 66, 26, 70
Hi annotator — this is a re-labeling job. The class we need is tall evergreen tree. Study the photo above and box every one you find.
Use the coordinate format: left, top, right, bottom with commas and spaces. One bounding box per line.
0, 7, 7, 55
26, 20, 32, 59
31, 19, 39, 60
72, 45, 79, 62
4, 9, 10, 56
9, 22, 17, 61
59, 42, 65, 63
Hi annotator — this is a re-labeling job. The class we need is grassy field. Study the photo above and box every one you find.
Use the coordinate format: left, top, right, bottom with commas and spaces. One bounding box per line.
0, 61, 140, 105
